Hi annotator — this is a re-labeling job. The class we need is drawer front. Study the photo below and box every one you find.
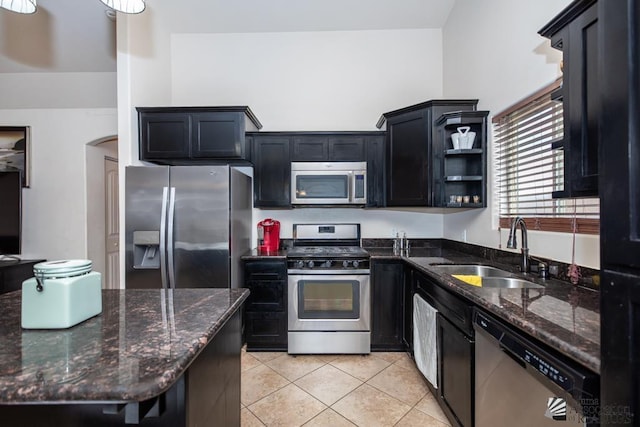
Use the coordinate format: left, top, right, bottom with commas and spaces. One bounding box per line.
244, 261, 286, 281
245, 280, 285, 312
245, 311, 287, 348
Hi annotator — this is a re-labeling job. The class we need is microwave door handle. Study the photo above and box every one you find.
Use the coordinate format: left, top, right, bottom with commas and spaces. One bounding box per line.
349, 172, 355, 203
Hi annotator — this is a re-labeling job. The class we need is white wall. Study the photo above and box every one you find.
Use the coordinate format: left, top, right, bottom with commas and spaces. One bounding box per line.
0, 72, 116, 109
0, 109, 117, 261
170, 30, 443, 131
441, 0, 600, 269
117, 12, 448, 271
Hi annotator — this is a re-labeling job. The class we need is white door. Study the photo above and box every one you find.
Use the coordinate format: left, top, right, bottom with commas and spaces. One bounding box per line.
105, 157, 119, 289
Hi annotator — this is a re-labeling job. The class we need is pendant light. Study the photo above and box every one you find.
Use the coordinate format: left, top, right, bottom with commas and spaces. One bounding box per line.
99, 0, 145, 14
0, 0, 37, 14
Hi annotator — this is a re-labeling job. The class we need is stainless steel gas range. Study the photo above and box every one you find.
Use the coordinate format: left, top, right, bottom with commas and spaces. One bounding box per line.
287, 223, 370, 354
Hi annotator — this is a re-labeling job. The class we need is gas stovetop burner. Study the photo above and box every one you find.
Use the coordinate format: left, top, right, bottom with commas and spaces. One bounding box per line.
287, 246, 369, 258
287, 223, 369, 271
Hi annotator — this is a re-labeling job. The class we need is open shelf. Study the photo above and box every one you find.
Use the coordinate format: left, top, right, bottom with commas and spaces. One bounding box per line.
445, 148, 483, 156
445, 175, 483, 182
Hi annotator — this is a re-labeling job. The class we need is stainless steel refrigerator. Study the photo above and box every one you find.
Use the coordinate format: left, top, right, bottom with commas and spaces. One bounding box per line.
125, 165, 252, 289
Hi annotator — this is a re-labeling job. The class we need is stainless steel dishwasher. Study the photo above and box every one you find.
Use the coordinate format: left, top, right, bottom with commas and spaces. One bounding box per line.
474, 310, 599, 427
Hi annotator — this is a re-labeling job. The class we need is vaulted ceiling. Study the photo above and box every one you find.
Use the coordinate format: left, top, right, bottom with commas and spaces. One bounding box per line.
0, 0, 455, 73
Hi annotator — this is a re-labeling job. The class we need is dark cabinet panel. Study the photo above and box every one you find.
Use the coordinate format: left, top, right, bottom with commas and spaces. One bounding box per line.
403, 267, 414, 352
252, 136, 292, 208
599, 0, 640, 422
244, 311, 288, 349
366, 135, 385, 207
385, 110, 430, 206
291, 134, 367, 161
371, 260, 404, 350
437, 314, 473, 427
292, 136, 328, 161
243, 259, 287, 350
539, 0, 599, 197
379, 100, 478, 207
191, 112, 245, 159
328, 137, 366, 161
137, 107, 261, 163
139, 112, 190, 160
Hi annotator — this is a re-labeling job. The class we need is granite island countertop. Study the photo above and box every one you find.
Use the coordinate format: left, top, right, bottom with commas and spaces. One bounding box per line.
0, 288, 249, 404
367, 247, 600, 374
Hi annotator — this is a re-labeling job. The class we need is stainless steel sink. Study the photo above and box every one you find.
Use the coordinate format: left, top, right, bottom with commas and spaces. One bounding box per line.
433, 264, 513, 278
480, 277, 544, 289
433, 264, 544, 288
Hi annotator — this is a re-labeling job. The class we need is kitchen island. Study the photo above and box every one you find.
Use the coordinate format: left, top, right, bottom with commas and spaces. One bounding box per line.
0, 288, 248, 427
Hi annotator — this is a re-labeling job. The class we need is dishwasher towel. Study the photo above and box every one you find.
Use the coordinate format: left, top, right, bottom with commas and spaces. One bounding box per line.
413, 294, 438, 388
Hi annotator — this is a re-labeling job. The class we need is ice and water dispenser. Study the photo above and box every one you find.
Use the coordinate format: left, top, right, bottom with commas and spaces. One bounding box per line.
133, 230, 161, 269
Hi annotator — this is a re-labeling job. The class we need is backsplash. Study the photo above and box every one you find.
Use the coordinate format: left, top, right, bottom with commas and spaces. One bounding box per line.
362, 238, 600, 290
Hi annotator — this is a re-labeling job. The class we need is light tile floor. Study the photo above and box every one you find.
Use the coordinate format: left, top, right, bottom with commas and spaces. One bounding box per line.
241, 347, 452, 427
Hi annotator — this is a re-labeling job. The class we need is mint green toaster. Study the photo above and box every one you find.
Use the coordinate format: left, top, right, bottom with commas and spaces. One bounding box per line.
21, 260, 102, 329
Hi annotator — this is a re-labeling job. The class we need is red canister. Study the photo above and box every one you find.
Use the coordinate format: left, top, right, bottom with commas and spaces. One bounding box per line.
257, 219, 281, 253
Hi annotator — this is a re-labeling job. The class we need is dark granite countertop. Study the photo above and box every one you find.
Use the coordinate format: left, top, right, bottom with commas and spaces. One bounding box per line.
368, 247, 600, 373
0, 288, 249, 404
241, 248, 288, 259
241, 242, 600, 373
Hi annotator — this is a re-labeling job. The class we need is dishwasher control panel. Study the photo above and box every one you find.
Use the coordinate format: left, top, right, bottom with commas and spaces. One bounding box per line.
473, 311, 596, 397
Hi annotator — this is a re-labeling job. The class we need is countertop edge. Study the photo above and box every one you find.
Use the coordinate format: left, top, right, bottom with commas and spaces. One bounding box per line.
400, 257, 600, 374
0, 289, 250, 404
120, 289, 250, 402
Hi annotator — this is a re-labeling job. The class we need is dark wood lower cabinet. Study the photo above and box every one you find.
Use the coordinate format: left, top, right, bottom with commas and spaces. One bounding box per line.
371, 260, 404, 351
437, 313, 473, 427
244, 311, 287, 350
243, 259, 288, 351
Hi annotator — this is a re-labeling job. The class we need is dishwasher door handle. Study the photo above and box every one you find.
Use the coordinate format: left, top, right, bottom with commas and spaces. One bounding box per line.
500, 345, 526, 369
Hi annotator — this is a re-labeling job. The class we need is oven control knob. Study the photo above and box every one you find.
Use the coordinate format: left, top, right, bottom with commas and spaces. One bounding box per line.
307, 260, 315, 268
353, 260, 360, 268
295, 260, 304, 269
323, 260, 332, 268
342, 260, 350, 268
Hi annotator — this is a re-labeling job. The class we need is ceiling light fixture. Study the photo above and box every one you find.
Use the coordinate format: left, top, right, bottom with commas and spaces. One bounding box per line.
99, 0, 145, 14
0, 0, 37, 14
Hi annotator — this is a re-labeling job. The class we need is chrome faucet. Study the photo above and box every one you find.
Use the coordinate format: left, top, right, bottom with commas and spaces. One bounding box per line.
507, 216, 530, 273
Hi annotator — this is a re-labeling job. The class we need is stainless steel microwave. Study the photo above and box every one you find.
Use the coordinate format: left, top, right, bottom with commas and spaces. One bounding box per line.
291, 162, 367, 206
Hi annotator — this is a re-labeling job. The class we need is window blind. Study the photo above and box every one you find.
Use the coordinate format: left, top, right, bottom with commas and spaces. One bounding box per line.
493, 79, 599, 234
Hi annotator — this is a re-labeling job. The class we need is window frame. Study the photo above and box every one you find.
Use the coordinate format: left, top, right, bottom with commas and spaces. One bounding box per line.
493, 79, 599, 235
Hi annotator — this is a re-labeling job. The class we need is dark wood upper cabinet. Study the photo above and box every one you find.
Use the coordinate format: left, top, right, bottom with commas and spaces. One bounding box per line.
252, 131, 384, 209
291, 134, 367, 161
137, 107, 262, 163
251, 135, 292, 208
539, 0, 599, 197
377, 100, 478, 207
365, 134, 385, 208
292, 136, 328, 161
328, 136, 366, 161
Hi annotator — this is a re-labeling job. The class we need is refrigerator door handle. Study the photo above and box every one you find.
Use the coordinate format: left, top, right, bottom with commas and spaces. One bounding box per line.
167, 187, 177, 289
159, 186, 169, 290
